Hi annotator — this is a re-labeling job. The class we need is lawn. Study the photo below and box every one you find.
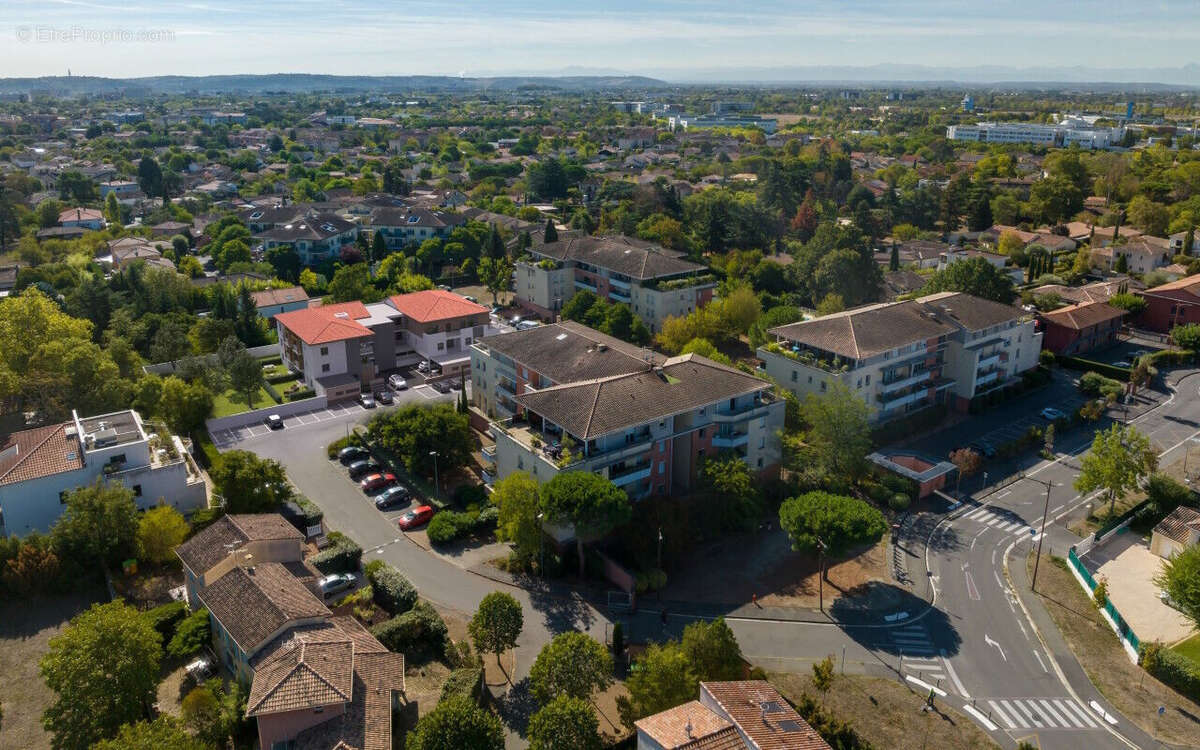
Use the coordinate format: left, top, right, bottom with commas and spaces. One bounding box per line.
1030, 552, 1200, 746
1172, 633, 1200, 664
212, 386, 276, 417
771, 671, 999, 749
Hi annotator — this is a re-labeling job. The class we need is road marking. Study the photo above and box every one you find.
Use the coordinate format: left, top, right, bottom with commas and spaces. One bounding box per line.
984, 634, 1007, 662
996, 490, 1011, 499
1034, 649, 1048, 672
1038, 698, 1071, 727
939, 651, 969, 698
962, 703, 997, 731
1062, 699, 1099, 728
993, 570, 1003, 589
989, 700, 1018, 728
965, 507, 987, 520
965, 571, 980, 600
1052, 504, 1065, 513
1015, 700, 1044, 727
905, 674, 946, 697
998, 700, 1028, 728
1089, 700, 1119, 725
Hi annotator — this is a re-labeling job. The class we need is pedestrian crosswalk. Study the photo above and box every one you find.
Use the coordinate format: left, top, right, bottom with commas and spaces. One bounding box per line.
986, 698, 1102, 731
960, 505, 1039, 537
891, 622, 938, 656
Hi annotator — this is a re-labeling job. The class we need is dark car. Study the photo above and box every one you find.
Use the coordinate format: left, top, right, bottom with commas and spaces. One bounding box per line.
264, 414, 283, 430
375, 485, 412, 510
398, 505, 434, 530
347, 459, 381, 478
967, 440, 996, 458
375, 389, 394, 405
430, 379, 453, 394
338, 446, 369, 464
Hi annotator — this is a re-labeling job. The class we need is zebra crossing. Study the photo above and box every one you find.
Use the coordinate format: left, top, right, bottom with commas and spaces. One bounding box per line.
891, 622, 938, 656
959, 505, 1041, 538
986, 697, 1102, 731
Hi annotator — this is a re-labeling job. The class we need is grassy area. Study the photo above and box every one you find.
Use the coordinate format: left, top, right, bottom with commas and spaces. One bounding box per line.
770, 671, 999, 750
1029, 552, 1200, 746
262, 362, 292, 379
1172, 633, 1200, 664
212, 386, 276, 417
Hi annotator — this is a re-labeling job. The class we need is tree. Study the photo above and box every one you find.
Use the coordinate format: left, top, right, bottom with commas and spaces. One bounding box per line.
997, 230, 1026, 258
492, 471, 542, 566
371, 231, 387, 263
266, 245, 301, 283
811, 655, 835, 703
1171, 323, 1200, 350
327, 263, 371, 303
406, 696, 504, 750
137, 507, 189, 565
40, 600, 162, 750
137, 157, 163, 201
366, 403, 473, 478
167, 608, 211, 658
779, 492, 888, 558
528, 696, 602, 750
618, 641, 696, 724
469, 592, 523, 666
529, 631, 613, 704
1154, 543, 1200, 630
681, 617, 744, 681
92, 717, 204, 750
1074, 424, 1158, 516
104, 192, 122, 225
889, 242, 900, 271
0, 287, 93, 400
719, 284, 761, 334
226, 346, 263, 409
544, 218, 559, 243
815, 293, 845, 316
799, 383, 872, 481
528, 159, 570, 200
51, 481, 139, 568
180, 681, 242, 748
923, 256, 1016, 304
540, 472, 631, 576
158, 376, 213, 435
210, 450, 293, 513
949, 448, 982, 497
1108, 292, 1146, 316
478, 256, 514, 306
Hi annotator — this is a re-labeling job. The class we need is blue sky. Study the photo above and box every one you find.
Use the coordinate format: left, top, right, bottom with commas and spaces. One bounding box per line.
3, 0, 1198, 80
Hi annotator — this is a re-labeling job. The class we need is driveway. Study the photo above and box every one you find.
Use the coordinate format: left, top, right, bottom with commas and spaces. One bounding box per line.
1085, 531, 1197, 645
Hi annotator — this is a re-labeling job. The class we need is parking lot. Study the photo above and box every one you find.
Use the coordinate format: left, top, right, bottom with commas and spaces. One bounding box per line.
1086, 531, 1196, 645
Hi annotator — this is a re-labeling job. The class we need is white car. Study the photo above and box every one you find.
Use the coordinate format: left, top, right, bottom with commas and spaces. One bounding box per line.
388, 374, 408, 391
319, 573, 356, 597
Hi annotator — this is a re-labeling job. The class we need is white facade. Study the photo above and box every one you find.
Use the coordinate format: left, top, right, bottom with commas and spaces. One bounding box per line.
947, 121, 1123, 149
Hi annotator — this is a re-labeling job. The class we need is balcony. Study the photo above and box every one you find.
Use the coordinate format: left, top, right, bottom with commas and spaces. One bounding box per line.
607, 462, 652, 486
497, 378, 517, 396
880, 369, 932, 393
712, 431, 749, 448
609, 289, 631, 303
976, 369, 1001, 386
714, 391, 777, 421
574, 278, 598, 292
609, 277, 632, 290
481, 444, 496, 461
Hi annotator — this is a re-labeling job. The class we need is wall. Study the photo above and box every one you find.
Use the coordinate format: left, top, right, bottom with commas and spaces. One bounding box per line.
256, 704, 345, 750
204, 396, 327, 433
143, 344, 279, 376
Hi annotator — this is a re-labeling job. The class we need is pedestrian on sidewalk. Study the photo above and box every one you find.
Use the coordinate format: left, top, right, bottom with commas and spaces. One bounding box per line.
752, 593, 759, 608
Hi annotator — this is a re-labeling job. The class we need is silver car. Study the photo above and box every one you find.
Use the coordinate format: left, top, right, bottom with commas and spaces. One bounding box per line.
319, 573, 356, 598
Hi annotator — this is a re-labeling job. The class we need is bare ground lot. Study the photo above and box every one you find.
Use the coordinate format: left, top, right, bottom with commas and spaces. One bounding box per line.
0, 588, 106, 749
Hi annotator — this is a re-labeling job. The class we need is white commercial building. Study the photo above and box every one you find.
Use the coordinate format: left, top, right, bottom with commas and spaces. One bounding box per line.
947, 119, 1124, 149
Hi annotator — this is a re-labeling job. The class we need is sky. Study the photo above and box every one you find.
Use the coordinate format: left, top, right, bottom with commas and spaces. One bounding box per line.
2, 0, 1199, 81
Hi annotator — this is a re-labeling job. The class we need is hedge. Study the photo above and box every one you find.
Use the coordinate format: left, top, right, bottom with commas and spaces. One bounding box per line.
1141, 641, 1200, 702
266, 370, 300, 384
1078, 371, 1125, 400
453, 483, 489, 508
191, 430, 220, 469
366, 562, 418, 616
262, 380, 283, 404
1147, 349, 1197, 367
287, 387, 316, 402
427, 507, 499, 546
167, 607, 211, 658
143, 601, 188, 642
439, 667, 484, 704
281, 495, 323, 532
257, 355, 283, 366
310, 531, 363, 574
1057, 355, 1131, 381
370, 600, 448, 662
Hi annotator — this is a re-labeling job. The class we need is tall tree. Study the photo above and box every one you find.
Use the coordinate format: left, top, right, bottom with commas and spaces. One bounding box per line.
529, 632, 613, 704
227, 346, 264, 409
779, 491, 889, 559
468, 592, 524, 665
136, 157, 163, 201
1154, 543, 1200, 631
543, 218, 559, 244
528, 697, 603, 750
617, 641, 697, 724
798, 383, 872, 481
210, 450, 293, 513
681, 617, 744, 681
492, 471, 542, 566
922, 256, 1017, 304
92, 717, 204, 750
40, 600, 162, 750
478, 256, 514, 306
1074, 424, 1157, 515
51, 481, 139, 569
406, 696, 504, 750
136, 507, 190, 565
540, 472, 631, 576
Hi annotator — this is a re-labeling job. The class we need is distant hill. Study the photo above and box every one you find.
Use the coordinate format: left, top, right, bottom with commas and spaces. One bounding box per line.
0, 73, 670, 96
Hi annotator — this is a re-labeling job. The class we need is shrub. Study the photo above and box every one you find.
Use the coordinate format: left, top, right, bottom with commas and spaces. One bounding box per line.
634, 568, 668, 593
427, 509, 496, 546
366, 562, 418, 616
191, 430, 220, 469
167, 607, 211, 658
1057, 356, 1131, 381
262, 380, 283, 404
142, 601, 188, 642
1039, 349, 1056, 366
453, 483, 488, 508
1140, 641, 1200, 702
370, 600, 448, 662
1079, 371, 1124, 399
888, 493, 911, 511
326, 435, 362, 460
310, 531, 362, 573
280, 494, 323, 532
287, 387, 316, 402
440, 667, 484, 704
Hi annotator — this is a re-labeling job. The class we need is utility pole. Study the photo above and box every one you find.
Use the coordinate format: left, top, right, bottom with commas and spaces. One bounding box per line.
816, 537, 828, 613
537, 512, 545, 575
429, 450, 440, 498
1027, 477, 1052, 591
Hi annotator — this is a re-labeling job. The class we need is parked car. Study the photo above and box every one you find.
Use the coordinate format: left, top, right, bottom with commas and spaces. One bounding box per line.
430, 379, 453, 393
338, 445, 369, 464
375, 485, 412, 509
417, 360, 429, 373
516, 320, 539, 330
264, 414, 283, 430
398, 505, 434, 530
375, 389, 393, 405
359, 393, 376, 409
347, 459, 381, 478
510, 314, 523, 326
1113, 360, 1132, 369
318, 572, 356, 598
360, 472, 398, 492
967, 440, 997, 458
1040, 407, 1067, 421
388, 374, 408, 391
184, 654, 215, 687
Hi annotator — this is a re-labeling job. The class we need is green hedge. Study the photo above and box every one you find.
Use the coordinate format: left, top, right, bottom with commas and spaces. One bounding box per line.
1147, 349, 1197, 367
262, 380, 283, 404
1057, 356, 1131, 381
366, 562, 418, 616
452, 483, 488, 508
257, 355, 283, 366
167, 607, 211, 658
310, 531, 363, 574
1141, 641, 1200, 702
143, 601, 188, 642
370, 600, 448, 662
326, 434, 364, 459
439, 667, 484, 704
266, 370, 299, 384
427, 507, 499, 546
191, 430, 220, 469
1078, 371, 1125, 399
281, 495, 323, 531
287, 387, 316, 402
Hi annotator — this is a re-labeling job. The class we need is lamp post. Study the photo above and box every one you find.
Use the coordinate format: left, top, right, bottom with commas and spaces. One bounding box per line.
656, 528, 663, 570
816, 537, 828, 613
429, 450, 439, 498
537, 512, 545, 575
1026, 477, 1053, 592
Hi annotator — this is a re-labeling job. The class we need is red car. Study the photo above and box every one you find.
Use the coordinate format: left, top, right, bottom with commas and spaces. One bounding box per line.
360, 472, 397, 492
397, 505, 434, 530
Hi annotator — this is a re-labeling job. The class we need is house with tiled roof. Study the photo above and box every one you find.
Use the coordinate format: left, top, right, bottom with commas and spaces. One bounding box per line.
274, 291, 495, 401
367, 205, 465, 251
1137, 273, 1200, 332
0, 409, 206, 536
1037, 301, 1125, 355
58, 207, 104, 230
635, 681, 830, 750
489, 352, 783, 503
255, 213, 358, 266
1091, 235, 1172, 275
760, 292, 1042, 421
176, 513, 314, 608
1150, 506, 1200, 559
515, 235, 716, 331
252, 286, 311, 319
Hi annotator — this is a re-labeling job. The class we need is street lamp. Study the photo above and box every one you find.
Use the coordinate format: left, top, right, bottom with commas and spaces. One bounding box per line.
429, 450, 439, 497
656, 528, 664, 570
537, 512, 545, 575
816, 537, 828, 613
1025, 477, 1053, 592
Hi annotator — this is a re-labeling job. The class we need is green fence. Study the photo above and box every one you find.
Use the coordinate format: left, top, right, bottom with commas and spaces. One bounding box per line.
1093, 498, 1152, 541
1067, 547, 1140, 653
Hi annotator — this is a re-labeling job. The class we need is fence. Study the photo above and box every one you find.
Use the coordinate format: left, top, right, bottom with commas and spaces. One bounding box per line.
1067, 547, 1141, 658
1073, 497, 1152, 558
203, 395, 326, 432
142, 344, 280, 376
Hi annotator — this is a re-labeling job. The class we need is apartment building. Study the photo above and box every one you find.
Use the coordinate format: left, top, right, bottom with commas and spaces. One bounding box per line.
275, 290, 493, 401
947, 119, 1123, 149
471, 320, 663, 419
254, 212, 358, 266
1137, 273, 1200, 332
0, 409, 207, 536
488, 352, 784, 500
514, 235, 716, 331
367, 205, 465, 251
759, 292, 1041, 421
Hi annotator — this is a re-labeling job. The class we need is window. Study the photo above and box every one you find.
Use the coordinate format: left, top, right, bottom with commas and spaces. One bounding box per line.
658, 461, 665, 475
437, 342, 444, 351
865, 374, 870, 386
820, 381, 827, 392
321, 363, 331, 372
320, 346, 328, 355
698, 428, 705, 439
59, 491, 69, 504
757, 458, 764, 468
791, 371, 798, 382
699, 407, 706, 416
132, 485, 142, 497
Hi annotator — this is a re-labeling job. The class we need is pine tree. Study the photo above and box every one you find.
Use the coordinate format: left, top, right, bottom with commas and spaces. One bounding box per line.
544, 219, 558, 244
889, 241, 900, 272
371, 231, 387, 263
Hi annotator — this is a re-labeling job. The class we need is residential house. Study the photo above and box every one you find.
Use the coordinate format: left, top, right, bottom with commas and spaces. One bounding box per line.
634, 680, 830, 750
1091, 236, 1172, 274
514, 235, 716, 332
0, 409, 206, 536
251, 286, 311, 319
937, 249, 1023, 284
1037, 301, 1125, 355
1030, 280, 1129, 306
760, 292, 1041, 421
1150, 506, 1200, 559
58, 207, 104, 230
489, 353, 784, 502
1169, 231, 1200, 256
98, 180, 139, 198
151, 220, 193, 239
275, 291, 493, 401
471, 320, 663, 420
0, 264, 17, 297
1138, 273, 1200, 332
195, 180, 239, 198
109, 238, 174, 270
878, 239, 952, 269
36, 226, 87, 241
254, 213, 358, 266
367, 206, 465, 251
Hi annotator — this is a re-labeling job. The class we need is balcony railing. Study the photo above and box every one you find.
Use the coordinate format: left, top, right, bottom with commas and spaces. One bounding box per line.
609, 289, 631, 303
609, 277, 632, 290
880, 369, 932, 392
608, 462, 652, 486
712, 431, 749, 448
574, 278, 598, 291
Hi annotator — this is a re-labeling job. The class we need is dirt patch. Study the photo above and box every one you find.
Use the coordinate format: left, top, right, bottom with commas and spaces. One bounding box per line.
771, 671, 1000, 749
0, 588, 106, 750
663, 525, 891, 609
111, 566, 184, 608
1030, 552, 1200, 747
592, 680, 632, 745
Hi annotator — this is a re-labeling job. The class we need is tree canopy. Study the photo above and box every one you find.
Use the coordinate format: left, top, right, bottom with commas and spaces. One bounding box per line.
779, 492, 889, 557
1074, 424, 1158, 515
210, 450, 293, 513
529, 631, 613, 704
366, 403, 473, 479
528, 696, 603, 750
922, 256, 1017, 304
468, 592, 523, 664
405, 696, 504, 750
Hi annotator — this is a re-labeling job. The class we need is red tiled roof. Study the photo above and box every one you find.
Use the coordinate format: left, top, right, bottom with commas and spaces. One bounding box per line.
386, 289, 488, 323
58, 207, 103, 223
252, 286, 309, 308
275, 302, 373, 345
0, 422, 83, 486
1039, 301, 1125, 331
1142, 273, 1200, 303
636, 701, 739, 749
701, 681, 830, 750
